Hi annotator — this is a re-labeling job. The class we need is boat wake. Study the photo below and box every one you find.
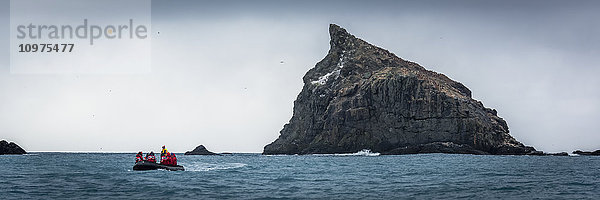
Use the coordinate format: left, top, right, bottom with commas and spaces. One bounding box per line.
185, 162, 248, 172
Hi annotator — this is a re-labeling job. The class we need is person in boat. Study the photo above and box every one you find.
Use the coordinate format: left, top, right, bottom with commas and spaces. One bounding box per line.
164, 152, 176, 166
135, 151, 144, 163
145, 151, 156, 163
171, 153, 177, 166
173, 153, 178, 166
166, 152, 173, 165
160, 145, 168, 162
161, 152, 170, 165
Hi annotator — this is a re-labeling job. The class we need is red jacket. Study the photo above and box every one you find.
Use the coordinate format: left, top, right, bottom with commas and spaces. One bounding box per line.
146, 155, 156, 163
162, 156, 170, 165
163, 155, 177, 166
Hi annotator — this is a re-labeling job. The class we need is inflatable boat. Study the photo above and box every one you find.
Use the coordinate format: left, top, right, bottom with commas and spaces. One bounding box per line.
133, 161, 185, 171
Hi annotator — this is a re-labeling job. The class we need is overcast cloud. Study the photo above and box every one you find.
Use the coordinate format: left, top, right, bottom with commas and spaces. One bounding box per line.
1, 0, 599, 153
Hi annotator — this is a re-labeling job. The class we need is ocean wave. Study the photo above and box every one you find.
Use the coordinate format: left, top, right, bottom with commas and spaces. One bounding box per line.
185, 162, 248, 172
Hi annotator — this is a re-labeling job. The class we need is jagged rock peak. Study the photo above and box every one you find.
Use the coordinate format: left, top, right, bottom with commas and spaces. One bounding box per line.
305, 24, 471, 99
0, 140, 27, 155
264, 24, 535, 155
328, 24, 354, 50
328, 24, 384, 54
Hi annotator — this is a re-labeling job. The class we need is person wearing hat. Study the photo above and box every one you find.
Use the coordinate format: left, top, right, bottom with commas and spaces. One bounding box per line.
160, 145, 168, 163
135, 151, 144, 163
145, 151, 156, 163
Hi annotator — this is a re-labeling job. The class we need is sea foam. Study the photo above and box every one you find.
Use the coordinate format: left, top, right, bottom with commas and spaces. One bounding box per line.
337, 149, 380, 156
313, 149, 381, 157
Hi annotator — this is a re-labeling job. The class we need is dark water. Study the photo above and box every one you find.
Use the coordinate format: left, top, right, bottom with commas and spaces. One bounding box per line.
1, 152, 599, 199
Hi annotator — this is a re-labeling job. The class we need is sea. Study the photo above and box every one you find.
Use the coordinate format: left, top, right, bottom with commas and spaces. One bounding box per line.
1, 151, 599, 199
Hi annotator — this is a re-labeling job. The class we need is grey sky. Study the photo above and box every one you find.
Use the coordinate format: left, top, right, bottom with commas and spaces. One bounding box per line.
1, 0, 599, 153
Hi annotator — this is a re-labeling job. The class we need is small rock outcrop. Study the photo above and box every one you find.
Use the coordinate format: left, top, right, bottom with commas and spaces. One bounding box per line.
548, 152, 569, 156
573, 150, 600, 156
0, 140, 27, 155
263, 24, 535, 155
527, 151, 568, 156
185, 145, 218, 155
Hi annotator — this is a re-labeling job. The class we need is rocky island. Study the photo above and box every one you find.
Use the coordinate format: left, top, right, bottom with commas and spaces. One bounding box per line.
264, 24, 536, 155
185, 145, 218, 155
572, 150, 600, 156
0, 140, 27, 155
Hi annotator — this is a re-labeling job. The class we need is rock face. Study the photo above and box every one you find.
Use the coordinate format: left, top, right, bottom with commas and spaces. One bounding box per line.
527, 151, 568, 156
184, 145, 218, 155
263, 24, 535, 155
0, 140, 27, 155
573, 150, 600, 156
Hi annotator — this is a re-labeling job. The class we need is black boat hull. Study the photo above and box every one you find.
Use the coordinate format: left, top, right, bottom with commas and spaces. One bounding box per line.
133, 161, 184, 171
